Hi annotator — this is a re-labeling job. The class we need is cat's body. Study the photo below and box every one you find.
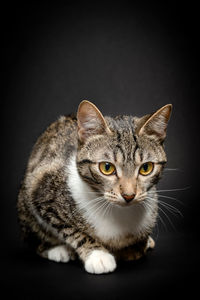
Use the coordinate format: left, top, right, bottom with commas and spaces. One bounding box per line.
18, 101, 172, 274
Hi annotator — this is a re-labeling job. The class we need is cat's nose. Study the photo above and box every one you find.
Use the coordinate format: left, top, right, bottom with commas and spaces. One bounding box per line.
122, 193, 135, 203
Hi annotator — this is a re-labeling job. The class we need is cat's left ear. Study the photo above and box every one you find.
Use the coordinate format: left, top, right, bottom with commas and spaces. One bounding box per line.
137, 104, 172, 142
77, 100, 111, 143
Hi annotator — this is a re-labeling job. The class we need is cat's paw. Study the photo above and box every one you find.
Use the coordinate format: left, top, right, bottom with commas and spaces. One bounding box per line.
147, 236, 155, 249
84, 250, 117, 274
47, 245, 70, 263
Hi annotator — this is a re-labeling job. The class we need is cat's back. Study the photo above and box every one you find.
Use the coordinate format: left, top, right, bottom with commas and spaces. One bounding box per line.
24, 114, 78, 194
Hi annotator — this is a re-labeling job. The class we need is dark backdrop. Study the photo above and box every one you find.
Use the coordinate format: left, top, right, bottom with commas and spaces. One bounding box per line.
2, 2, 199, 299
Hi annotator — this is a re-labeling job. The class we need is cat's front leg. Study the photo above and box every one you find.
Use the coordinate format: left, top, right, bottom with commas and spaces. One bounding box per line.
64, 231, 117, 274
114, 236, 155, 261
84, 249, 116, 274
38, 243, 76, 263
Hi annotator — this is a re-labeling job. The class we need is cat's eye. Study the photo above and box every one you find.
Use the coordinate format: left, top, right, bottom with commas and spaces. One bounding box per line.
139, 162, 154, 176
99, 162, 116, 176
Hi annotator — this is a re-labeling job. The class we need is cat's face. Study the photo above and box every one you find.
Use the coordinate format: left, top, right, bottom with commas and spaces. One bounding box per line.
76, 101, 172, 207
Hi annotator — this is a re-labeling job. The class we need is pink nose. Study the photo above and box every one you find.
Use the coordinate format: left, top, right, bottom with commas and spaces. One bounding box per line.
122, 193, 135, 203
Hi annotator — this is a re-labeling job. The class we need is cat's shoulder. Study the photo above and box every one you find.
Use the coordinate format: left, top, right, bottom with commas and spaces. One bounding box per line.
27, 114, 78, 174
34, 114, 77, 147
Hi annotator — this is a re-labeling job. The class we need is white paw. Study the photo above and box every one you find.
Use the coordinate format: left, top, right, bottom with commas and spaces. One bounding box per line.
147, 236, 155, 249
84, 250, 117, 274
47, 245, 70, 263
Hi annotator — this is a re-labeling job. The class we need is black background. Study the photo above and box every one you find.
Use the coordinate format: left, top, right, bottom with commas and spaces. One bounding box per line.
1, 2, 199, 299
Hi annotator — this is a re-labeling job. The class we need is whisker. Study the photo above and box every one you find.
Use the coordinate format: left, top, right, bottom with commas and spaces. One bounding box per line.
145, 196, 180, 232
159, 201, 183, 217
102, 201, 112, 219
157, 194, 184, 206
164, 168, 180, 172
77, 198, 105, 214
77, 196, 105, 206
157, 213, 168, 232
87, 199, 108, 220
159, 206, 176, 231
142, 200, 169, 232
108, 202, 114, 217
149, 186, 191, 193
140, 201, 150, 215
146, 196, 183, 216
146, 197, 177, 231
142, 200, 154, 214
74, 197, 105, 214
89, 201, 110, 222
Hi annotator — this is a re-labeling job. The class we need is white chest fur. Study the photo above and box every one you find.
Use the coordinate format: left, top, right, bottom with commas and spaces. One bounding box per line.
67, 155, 155, 243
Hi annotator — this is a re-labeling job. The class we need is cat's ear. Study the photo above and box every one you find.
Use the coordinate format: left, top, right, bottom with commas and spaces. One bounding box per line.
137, 104, 172, 142
77, 100, 111, 143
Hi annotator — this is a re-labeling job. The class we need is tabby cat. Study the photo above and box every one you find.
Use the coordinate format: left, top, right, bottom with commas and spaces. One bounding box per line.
17, 100, 172, 274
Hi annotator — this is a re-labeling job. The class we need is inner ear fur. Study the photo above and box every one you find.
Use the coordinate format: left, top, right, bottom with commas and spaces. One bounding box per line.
77, 100, 111, 143
137, 104, 172, 142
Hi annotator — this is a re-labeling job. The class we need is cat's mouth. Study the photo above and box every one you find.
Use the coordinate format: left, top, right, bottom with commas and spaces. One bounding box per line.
105, 197, 144, 207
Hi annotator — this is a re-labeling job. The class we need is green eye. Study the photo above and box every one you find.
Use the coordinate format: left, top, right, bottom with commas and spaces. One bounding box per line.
99, 162, 116, 176
139, 162, 154, 176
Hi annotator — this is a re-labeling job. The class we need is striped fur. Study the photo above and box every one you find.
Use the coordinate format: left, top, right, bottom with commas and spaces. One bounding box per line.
17, 101, 172, 274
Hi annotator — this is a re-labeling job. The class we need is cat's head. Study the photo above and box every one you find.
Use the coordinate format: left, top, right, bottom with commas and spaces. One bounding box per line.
76, 101, 172, 207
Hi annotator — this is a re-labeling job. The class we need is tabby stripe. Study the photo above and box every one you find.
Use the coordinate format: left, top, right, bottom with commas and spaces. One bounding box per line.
157, 161, 167, 165
76, 237, 87, 249
88, 244, 101, 250
139, 150, 143, 162
132, 144, 138, 159
133, 134, 137, 143
131, 132, 140, 158
77, 159, 96, 165
76, 236, 95, 249
51, 223, 72, 230
151, 174, 160, 185
66, 229, 80, 237
39, 199, 54, 206
82, 168, 101, 185
43, 206, 66, 224
82, 175, 98, 184
89, 167, 101, 184
117, 131, 121, 143
147, 185, 154, 192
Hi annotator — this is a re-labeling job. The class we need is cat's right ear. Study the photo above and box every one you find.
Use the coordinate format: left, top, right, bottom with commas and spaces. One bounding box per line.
77, 100, 111, 143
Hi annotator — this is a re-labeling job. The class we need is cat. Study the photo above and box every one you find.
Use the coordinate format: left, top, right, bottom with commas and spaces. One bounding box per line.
17, 100, 172, 274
